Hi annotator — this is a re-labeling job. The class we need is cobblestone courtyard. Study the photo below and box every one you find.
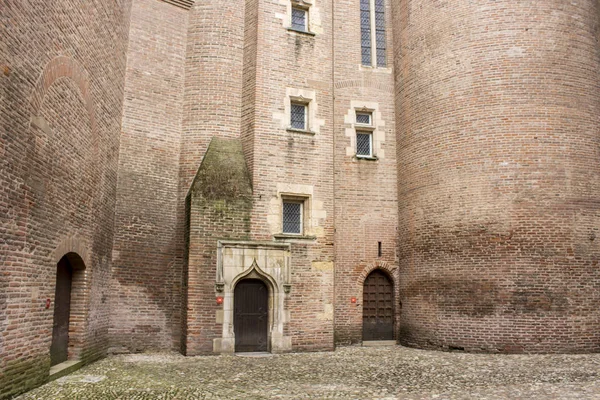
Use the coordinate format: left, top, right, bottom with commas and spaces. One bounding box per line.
17, 346, 600, 399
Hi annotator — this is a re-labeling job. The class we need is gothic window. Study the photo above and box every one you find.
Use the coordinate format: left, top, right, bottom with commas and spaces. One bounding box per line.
360, 0, 372, 66
360, 0, 386, 67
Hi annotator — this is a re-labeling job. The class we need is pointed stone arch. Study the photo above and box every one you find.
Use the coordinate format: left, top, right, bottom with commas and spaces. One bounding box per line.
231, 259, 278, 294
212, 241, 292, 354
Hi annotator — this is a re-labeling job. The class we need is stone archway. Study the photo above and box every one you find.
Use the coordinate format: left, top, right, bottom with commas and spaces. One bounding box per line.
213, 241, 292, 354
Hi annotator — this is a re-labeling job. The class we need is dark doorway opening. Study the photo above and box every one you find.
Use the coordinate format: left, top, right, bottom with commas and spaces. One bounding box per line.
234, 279, 269, 352
50, 256, 73, 366
362, 269, 394, 341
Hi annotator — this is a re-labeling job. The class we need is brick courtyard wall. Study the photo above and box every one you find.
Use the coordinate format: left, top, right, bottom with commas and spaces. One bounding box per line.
0, 1, 131, 397
393, 0, 600, 353
179, 0, 247, 354
185, 138, 252, 355
110, 0, 188, 353
245, 0, 335, 351
332, 0, 399, 345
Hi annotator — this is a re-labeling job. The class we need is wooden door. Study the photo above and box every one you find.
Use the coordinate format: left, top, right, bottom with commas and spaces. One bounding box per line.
363, 270, 394, 341
234, 279, 268, 352
50, 257, 73, 365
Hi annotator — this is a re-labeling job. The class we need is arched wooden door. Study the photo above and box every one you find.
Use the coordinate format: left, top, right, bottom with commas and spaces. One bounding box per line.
50, 256, 73, 365
362, 270, 394, 341
234, 279, 268, 352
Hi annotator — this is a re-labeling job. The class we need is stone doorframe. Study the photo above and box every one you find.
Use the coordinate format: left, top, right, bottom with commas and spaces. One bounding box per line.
214, 240, 293, 353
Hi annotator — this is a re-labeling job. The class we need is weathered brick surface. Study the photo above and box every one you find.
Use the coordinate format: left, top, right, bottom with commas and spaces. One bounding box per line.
110, 0, 188, 353
0, 1, 131, 398
180, 0, 246, 193
393, 0, 600, 353
333, 0, 399, 345
185, 138, 253, 355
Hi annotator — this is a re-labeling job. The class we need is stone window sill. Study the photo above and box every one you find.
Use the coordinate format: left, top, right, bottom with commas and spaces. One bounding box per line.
356, 155, 378, 161
287, 28, 316, 36
286, 128, 316, 135
273, 233, 317, 241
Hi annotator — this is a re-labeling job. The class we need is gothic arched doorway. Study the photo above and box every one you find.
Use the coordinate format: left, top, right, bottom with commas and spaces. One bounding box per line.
234, 279, 269, 352
362, 269, 394, 341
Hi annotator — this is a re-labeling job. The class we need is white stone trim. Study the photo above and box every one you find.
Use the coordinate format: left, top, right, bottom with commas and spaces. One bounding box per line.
266, 183, 326, 238
344, 100, 386, 159
276, 0, 323, 35
273, 88, 325, 135
214, 241, 292, 354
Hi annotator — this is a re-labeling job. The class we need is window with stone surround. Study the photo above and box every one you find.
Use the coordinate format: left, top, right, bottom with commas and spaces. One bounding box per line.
355, 110, 375, 158
289, 0, 313, 34
282, 199, 303, 234
279, 88, 321, 136
291, 6, 308, 31
356, 131, 373, 157
290, 102, 308, 130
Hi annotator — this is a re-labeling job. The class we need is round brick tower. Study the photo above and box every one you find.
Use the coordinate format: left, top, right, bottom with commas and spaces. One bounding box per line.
394, 1, 600, 353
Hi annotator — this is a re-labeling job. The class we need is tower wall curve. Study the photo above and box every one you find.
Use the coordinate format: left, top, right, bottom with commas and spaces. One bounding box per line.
393, 0, 600, 353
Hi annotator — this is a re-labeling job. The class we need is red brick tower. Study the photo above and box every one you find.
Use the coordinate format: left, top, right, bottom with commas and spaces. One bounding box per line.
393, 0, 600, 353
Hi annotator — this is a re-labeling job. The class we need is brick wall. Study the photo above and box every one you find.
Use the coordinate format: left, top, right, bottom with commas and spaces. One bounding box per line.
110, 0, 188, 353
393, 0, 600, 353
332, 0, 399, 345
0, 1, 131, 397
245, 0, 336, 351
180, 0, 246, 193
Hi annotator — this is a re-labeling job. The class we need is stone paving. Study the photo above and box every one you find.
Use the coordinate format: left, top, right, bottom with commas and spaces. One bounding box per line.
16, 346, 600, 399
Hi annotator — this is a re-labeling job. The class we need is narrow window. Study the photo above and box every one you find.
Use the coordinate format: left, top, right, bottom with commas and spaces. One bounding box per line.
378, 241, 382, 257
356, 132, 373, 157
283, 201, 303, 234
290, 102, 307, 130
356, 110, 374, 158
360, 0, 372, 66
360, 0, 386, 67
291, 7, 308, 31
375, 0, 386, 67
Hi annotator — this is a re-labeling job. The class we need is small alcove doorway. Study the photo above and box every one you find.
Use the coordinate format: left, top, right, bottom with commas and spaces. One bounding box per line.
50, 252, 86, 366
